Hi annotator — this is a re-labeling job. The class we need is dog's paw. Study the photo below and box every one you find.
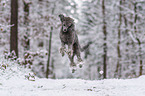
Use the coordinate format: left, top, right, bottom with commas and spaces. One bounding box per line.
67, 49, 73, 57
70, 63, 77, 73
70, 62, 76, 67
78, 58, 83, 62
77, 57, 83, 68
69, 67, 76, 73
72, 68, 76, 73
60, 47, 65, 57
78, 61, 83, 68
67, 51, 71, 56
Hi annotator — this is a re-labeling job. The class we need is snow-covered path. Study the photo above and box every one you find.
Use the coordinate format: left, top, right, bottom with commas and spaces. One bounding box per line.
0, 76, 145, 96
0, 56, 145, 96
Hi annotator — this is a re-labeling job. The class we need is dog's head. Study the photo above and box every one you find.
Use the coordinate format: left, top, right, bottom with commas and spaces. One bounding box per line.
59, 14, 74, 32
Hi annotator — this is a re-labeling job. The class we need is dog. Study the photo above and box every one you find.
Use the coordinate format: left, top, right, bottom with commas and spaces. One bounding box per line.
58, 14, 82, 68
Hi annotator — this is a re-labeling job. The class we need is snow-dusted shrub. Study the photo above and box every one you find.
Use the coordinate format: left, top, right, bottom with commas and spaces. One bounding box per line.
0, 54, 36, 81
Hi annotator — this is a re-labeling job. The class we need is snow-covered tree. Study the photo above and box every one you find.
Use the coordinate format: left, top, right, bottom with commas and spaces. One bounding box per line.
80, 0, 145, 79
0, 0, 11, 51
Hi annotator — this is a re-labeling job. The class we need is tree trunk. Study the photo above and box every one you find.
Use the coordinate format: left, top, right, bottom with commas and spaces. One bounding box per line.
134, 3, 142, 76
134, 2, 143, 76
102, 0, 107, 79
114, 0, 122, 78
46, 3, 55, 78
46, 26, 53, 78
123, 9, 130, 78
10, 0, 18, 57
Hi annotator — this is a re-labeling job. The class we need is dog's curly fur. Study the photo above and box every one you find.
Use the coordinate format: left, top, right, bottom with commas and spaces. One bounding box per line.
59, 14, 82, 67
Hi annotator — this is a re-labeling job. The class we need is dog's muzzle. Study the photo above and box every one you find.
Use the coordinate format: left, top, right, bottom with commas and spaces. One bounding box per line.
63, 27, 67, 32
63, 29, 67, 32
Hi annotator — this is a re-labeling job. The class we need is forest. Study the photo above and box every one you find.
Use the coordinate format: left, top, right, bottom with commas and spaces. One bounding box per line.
0, 0, 145, 80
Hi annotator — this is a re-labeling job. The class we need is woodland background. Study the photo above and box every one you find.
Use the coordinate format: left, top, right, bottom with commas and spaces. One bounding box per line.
0, 0, 145, 80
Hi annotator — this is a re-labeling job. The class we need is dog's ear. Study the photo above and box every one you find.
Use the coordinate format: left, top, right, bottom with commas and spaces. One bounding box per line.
59, 14, 64, 22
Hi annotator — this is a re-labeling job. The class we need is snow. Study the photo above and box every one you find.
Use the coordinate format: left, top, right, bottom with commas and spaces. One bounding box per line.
1, 76, 145, 96
0, 56, 145, 96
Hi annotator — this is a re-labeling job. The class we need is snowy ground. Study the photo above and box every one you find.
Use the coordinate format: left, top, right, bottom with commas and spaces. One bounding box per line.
1, 76, 145, 96
0, 56, 145, 96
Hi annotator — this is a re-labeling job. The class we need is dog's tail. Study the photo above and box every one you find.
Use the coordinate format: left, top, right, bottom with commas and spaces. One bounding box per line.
80, 41, 92, 52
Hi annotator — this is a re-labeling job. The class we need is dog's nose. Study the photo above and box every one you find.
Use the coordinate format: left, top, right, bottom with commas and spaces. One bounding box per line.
64, 29, 67, 32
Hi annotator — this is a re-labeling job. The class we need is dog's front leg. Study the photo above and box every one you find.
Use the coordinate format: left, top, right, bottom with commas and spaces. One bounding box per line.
60, 42, 66, 57
68, 43, 73, 57
68, 33, 75, 57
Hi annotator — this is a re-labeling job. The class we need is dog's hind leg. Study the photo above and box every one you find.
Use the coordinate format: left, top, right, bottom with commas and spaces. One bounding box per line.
68, 53, 75, 67
75, 44, 83, 68
77, 53, 82, 62
76, 53, 83, 68
75, 45, 83, 62
68, 53, 76, 73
